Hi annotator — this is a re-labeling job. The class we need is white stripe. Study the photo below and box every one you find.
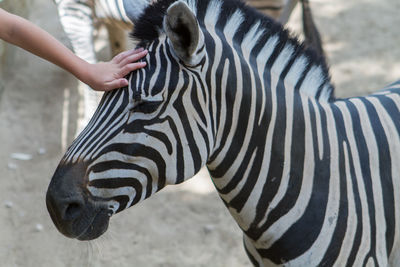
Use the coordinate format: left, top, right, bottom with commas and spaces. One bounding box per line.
77, 95, 127, 160
299, 65, 324, 98
87, 112, 129, 159
319, 83, 333, 102
89, 153, 159, 182
311, 98, 324, 160
61, 88, 70, 152
223, 9, 244, 39
202, 0, 226, 159
89, 169, 147, 181
116, 0, 131, 23
204, 0, 222, 28
255, 35, 279, 125
211, 59, 229, 156
241, 22, 263, 59
88, 186, 136, 208
148, 38, 165, 96
70, 91, 124, 163
185, 0, 198, 14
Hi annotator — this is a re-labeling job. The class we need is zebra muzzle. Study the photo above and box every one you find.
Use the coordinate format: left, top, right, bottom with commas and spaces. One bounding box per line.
46, 161, 111, 240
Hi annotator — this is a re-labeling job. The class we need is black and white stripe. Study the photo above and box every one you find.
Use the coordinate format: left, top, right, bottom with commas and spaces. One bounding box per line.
54, 0, 400, 265
54, 0, 134, 63
54, 0, 320, 63
53, 0, 143, 132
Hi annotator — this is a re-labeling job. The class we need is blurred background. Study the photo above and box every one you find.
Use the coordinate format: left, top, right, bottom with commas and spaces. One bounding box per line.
0, 0, 399, 266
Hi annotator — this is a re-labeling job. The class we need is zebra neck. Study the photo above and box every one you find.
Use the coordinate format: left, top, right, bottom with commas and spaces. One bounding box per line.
205, 32, 335, 232
206, 30, 334, 165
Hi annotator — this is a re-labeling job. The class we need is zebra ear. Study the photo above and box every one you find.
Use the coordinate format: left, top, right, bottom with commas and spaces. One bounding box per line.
163, 1, 199, 63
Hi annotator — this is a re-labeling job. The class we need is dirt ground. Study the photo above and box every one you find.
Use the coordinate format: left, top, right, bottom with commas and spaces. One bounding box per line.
0, 0, 399, 266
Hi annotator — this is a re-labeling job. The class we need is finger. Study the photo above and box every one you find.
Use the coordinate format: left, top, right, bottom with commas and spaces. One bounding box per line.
112, 50, 131, 64
118, 62, 147, 77
113, 48, 145, 64
133, 47, 145, 53
118, 50, 148, 66
103, 78, 129, 91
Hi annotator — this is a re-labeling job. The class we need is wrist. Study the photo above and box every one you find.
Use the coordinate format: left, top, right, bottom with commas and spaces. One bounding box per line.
74, 61, 95, 88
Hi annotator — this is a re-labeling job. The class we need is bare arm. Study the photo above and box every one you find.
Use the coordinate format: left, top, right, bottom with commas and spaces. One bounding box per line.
0, 8, 147, 91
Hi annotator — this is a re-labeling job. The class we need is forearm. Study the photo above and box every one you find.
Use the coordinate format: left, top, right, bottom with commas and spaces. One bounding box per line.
3, 11, 91, 83
0, 7, 148, 91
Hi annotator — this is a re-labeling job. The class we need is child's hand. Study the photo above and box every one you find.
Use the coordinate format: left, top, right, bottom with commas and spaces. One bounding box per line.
85, 48, 148, 91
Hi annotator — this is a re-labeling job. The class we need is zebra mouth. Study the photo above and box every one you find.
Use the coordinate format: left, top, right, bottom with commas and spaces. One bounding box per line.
46, 161, 113, 241
76, 209, 110, 241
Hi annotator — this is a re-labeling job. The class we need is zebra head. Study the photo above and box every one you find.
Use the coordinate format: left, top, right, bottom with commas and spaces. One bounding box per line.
46, 0, 215, 240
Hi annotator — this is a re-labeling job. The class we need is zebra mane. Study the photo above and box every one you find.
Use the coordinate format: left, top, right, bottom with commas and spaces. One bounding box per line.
131, 0, 334, 100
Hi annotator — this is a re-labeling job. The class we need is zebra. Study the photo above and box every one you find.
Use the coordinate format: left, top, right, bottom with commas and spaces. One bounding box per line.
54, 0, 323, 135
54, 0, 323, 64
53, 0, 147, 132
54, 0, 323, 133
46, 0, 400, 265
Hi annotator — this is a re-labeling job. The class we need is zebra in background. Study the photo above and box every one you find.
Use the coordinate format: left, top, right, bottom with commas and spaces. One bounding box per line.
46, 0, 400, 265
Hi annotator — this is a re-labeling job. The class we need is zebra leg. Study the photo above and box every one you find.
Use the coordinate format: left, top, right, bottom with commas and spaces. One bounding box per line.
278, 0, 325, 60
277, 0, 299, 24
300, 0, 325, 59
245, 0, 285, 19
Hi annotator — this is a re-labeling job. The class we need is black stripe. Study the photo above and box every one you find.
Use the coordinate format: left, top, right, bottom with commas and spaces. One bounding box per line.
97, 143, 167, 190
363, 97, 395, 258
173, 71, 203, 177
342, 100, 364, 266
89, 177, 143, 206
89, 160, 153, 199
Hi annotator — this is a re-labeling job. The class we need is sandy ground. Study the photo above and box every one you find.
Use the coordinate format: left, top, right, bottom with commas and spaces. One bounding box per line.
0, 0, 399, 266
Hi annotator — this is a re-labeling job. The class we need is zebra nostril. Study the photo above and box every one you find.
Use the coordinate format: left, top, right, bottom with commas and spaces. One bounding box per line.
63, 202, 83, 221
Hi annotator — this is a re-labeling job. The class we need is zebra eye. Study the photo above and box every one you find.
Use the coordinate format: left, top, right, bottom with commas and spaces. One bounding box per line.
130, 100, 162, 114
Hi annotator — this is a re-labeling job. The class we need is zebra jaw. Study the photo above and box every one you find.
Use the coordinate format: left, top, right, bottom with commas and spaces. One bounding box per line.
46, 161, 113, 240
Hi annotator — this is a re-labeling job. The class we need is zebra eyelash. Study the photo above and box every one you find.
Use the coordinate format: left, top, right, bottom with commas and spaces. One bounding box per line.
129, 92, 164, 113
129, 99, 163, 114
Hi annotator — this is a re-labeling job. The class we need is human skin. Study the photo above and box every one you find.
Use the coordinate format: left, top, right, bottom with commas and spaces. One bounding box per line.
0, 8, 147, 91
